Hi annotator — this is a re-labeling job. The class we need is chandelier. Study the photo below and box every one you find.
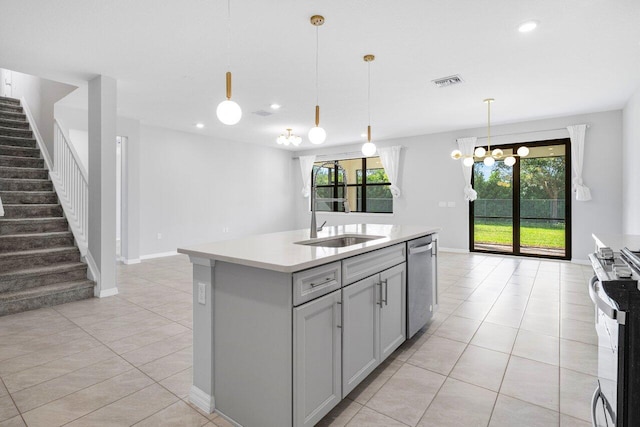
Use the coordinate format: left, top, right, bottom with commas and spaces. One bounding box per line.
216, 0, 242, 125
451, 98, 529, 167
308, 15, 327, 144
361, 54, 377, 156
276, 129, 302, 146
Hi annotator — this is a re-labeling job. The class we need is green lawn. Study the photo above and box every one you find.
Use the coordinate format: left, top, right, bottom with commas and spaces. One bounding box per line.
475, 221, 565, 249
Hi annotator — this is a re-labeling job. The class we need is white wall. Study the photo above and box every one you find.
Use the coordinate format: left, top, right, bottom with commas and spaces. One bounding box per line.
623, 87, 640, 234
293, 110, 623, 261
139, 125, 296, 256
1, 69, 76, 157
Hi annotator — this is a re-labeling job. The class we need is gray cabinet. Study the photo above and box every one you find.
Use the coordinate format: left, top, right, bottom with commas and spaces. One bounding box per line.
342, 274, 380, 396
342, 262, 407, 396
293, 289, 342, 427
380, 263, 407, 359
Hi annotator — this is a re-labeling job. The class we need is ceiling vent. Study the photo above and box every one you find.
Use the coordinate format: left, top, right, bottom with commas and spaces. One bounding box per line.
432, 75, 464, 88
252, 110, 273, 117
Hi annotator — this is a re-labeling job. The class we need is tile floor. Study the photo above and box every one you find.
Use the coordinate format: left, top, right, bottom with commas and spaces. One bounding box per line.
0, 252, 598, 426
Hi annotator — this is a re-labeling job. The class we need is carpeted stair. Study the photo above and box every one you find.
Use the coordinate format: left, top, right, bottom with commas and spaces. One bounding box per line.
0, 96, 94, 316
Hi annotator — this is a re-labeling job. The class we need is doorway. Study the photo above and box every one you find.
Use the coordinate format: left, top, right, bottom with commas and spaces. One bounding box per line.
470, 139, 571, 260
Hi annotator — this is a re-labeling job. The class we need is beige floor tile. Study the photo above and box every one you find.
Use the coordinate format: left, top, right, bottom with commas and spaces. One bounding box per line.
407, 335, 466, 375
561, 318, 598, 345
452, 301, 493, 321
512, 329, 560, 366
391, 329, 431, 362
0, 396, 19, 423
561, 302, 594, 323
21, 369, 153, 427
433, 315, 481, 343
65, 383, 178, 427
346, 407, 408, 427
560, 413, 591, 426
520, 312, 560, 337
501, 356, 559, 411
106, 323, 190, 355
120, 331, 192, 366
366, 363, 445, 426
436, 297, 463, 315
489, 394, 559, 427
317, 398, 363, 427
484, 306, 525, 329
347, 357, 402, 405
11, 357, 133, 413
418, 378, 496, 427
0, 381, 6, 398
0, 416, 25, 427
159, 367, 192, 399
470, 321, 518, 354
559, 368, 597, 422
559, 339, 598, 376
134, 400, 208, 426
449, 345, 509, 391
139, 347, 192, 381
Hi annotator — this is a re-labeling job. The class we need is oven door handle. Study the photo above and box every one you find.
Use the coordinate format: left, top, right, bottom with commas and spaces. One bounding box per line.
589, 275, 626, 325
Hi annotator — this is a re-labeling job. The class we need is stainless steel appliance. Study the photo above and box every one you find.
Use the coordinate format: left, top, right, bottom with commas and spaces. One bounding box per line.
406, 235, 438, 338
589, 248, 640, 427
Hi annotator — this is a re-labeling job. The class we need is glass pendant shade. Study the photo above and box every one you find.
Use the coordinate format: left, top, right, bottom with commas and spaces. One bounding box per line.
474, 147, 486, 157
483, 156, 495, 166
504, 156, 516, 166
517, 146, 530, 157
362, 141, 376, 156
291, 135, 302, 146
276, 134, 288, 145
463, 157, 475, 167
216, 100, 242, 125
451, 149, 462, 159
492, 148, 503, 158
308, 126, 327, 144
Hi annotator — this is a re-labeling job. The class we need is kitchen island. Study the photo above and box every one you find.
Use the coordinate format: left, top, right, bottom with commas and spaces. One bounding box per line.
178, 224, 439, 427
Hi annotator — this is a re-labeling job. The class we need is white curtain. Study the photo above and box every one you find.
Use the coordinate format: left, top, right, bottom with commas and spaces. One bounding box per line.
0, 195, 4, 217
567, 124, 592, 201
299, 155, 316, 197
457, 137, 478, 201
377, 145, 402, 198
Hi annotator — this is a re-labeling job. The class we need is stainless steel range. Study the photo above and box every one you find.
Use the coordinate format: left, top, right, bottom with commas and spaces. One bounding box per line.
589, 246, 640, 427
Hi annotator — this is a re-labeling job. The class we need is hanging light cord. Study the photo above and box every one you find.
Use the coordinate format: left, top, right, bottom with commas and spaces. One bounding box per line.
226, 0, 231, 71
487, 100, 491, 152
315, 26, 319, 105
368, 61, 371, 127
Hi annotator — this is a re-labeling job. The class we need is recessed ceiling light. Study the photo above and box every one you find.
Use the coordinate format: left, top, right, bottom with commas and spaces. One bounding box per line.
196, 123, 204, 129
518, 20, 538, 33
270, 103, 281, 110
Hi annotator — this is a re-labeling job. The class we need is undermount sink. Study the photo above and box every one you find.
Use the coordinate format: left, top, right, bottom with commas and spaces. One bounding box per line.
296, 234, 385, 248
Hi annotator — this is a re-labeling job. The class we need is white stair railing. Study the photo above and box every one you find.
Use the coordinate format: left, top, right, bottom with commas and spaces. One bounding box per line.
51, 120, 88, 255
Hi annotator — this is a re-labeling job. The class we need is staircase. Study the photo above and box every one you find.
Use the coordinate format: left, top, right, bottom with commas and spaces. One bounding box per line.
0, 96, 94, 316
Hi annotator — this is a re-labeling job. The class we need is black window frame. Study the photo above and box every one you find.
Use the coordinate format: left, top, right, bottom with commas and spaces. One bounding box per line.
312, 157, 393, 214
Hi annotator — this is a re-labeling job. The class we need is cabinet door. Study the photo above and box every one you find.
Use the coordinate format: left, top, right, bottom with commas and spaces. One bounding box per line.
293, 289, 342, 427
342, 275, 380, 396
380, 263, 407, 360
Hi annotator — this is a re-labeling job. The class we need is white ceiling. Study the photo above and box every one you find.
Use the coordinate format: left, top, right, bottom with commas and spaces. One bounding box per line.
1, 0, 639, 150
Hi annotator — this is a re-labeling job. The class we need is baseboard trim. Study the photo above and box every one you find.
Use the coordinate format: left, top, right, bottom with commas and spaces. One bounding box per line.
140, 251, 179, 260
98, 287, 119, 298
189, 385, 215, 414
571, 258, 590, 266
123, 258, 141, 265
439, 247, 469, 253
214, 409, 242, 427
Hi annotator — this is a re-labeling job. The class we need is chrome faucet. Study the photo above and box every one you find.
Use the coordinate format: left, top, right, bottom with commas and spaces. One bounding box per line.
310, 162, 350, 238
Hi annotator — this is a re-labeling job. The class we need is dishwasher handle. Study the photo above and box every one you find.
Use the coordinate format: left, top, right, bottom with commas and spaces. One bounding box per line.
589, 275, 626, 325
409, 243, 432, 255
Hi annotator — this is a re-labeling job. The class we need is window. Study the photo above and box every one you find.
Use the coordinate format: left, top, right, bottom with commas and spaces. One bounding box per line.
312, 157, 393, 213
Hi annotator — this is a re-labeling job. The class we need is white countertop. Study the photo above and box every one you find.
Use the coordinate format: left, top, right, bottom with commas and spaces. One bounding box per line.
592, 233, 640, 252
178, 224, 440, 273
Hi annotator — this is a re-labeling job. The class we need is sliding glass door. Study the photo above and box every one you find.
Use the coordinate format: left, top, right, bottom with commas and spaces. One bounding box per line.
470, 139, 571, 259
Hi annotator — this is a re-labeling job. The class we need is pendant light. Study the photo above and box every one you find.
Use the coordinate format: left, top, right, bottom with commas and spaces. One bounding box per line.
308, 15, 327, 144
361, 54, 376, 156
451, 98, 529, 167
216, 0, 242, 125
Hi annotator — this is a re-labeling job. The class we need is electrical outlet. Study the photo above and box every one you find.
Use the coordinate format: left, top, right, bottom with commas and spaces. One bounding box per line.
198, 283, 206, 305
222, 227, 230, 233
157, 233, 162, 240
447, 201, 456, 208
438, 201, 446, 208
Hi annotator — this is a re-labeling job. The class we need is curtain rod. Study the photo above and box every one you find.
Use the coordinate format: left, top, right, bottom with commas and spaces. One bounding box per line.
472, 124, 590, 140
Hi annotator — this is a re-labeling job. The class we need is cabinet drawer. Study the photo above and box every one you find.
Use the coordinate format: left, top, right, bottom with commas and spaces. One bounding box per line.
342, 244, 406, 286
293, 261, 342, 306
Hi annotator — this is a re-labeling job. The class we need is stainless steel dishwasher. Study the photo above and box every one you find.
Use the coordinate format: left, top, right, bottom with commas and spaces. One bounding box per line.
406, 234, 438, 338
